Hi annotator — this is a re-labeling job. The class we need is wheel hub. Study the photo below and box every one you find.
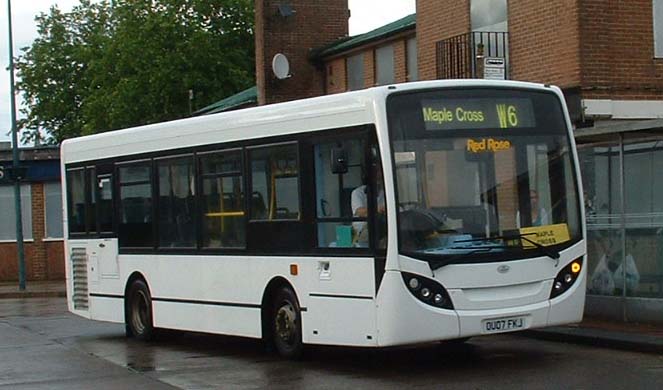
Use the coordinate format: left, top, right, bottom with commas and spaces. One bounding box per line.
275, 303, 296, 344
131, 290, 148, 334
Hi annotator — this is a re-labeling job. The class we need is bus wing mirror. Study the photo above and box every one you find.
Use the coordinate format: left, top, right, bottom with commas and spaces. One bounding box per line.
331, 147, 348, 174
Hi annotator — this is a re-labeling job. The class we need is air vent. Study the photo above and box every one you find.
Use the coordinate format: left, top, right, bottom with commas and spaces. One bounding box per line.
71, 247, 89, 310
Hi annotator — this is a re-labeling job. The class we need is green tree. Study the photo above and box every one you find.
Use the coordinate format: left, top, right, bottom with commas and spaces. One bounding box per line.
16, 0, 254, 144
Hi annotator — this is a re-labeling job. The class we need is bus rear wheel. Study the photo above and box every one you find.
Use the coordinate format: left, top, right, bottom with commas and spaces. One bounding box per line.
271, 286, 303, 359
126, 279, 156, 341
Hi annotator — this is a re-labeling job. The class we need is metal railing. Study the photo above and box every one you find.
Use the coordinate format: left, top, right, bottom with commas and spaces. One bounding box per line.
436, 31, 509, 80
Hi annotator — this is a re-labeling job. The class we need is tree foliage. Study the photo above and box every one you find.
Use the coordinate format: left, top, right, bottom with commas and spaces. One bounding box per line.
16, 0, 254, 144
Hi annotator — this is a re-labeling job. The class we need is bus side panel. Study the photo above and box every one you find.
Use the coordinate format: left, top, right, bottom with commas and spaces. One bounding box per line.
153, 301, 261, 339
375, 270, 460, 347
80, 238, 125, 323
120, 254, 264, 339
301, 298, 377, 346
89, 296, 125, 323
112, 255, 377, 344
299, 257, 377, 347
66, 239, 91, 319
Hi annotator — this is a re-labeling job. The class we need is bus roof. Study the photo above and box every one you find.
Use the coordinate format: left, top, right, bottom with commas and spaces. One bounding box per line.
61, 79, 553, 164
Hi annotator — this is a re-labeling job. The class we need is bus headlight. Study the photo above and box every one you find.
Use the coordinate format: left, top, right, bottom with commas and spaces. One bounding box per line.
402, 272, 454, 309
550, 258, 583, 299
420, 287, 431, 299
408, 277, 420, 290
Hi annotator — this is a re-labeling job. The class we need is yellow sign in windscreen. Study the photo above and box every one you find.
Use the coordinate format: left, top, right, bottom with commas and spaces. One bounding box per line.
519, 223, 571, 247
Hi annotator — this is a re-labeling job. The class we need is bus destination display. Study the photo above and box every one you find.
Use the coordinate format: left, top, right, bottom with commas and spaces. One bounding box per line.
421, 98, 536, 130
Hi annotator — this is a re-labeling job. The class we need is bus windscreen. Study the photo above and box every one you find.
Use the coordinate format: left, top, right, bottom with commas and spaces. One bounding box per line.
387, 87, 581, 264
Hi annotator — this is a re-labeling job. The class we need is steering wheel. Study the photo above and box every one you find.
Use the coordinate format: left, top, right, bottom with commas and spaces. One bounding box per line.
399, 208, 441, 234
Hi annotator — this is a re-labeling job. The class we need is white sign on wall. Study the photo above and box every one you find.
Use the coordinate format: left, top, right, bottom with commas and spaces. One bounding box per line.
484, 57, 506, 80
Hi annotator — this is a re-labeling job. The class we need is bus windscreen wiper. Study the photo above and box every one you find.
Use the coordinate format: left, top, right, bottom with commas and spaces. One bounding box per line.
425, 247, 504, 270
454, 233, 560, 262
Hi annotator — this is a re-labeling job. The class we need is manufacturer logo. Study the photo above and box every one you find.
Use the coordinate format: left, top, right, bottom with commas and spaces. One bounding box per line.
497, 265, 511, 274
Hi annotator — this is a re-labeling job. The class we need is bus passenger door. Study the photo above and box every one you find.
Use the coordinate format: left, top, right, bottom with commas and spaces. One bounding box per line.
303, 130, 381, 346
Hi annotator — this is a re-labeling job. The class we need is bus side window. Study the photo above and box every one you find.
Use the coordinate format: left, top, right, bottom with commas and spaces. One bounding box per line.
66, 166, 97, 236
372, 144, 387, 251
249, 144, 300, 221
200, 150, 245, 249
118, 163, 153, 248
66, 168, 86, 235
157, 156, 196, 248
313, 139, 365, 248
87, 167, 97, 233
97, 174, 113, 234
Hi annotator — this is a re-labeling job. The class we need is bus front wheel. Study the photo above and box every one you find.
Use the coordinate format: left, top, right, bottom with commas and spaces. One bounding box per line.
271, 286, 303, 359
126, 279, 156, 341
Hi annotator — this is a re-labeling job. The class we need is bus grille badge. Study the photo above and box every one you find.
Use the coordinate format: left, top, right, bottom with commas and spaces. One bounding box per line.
497, 265, 510, 274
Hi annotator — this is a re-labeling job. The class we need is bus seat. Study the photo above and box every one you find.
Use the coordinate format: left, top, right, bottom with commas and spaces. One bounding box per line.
251, 191, 266, 219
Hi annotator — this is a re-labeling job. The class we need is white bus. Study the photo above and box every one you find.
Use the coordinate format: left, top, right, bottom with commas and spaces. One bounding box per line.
62, 80, 586, 358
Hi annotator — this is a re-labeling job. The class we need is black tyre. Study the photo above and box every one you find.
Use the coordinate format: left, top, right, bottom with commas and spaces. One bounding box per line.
271, 286, 303, 359
125, 279, 156, 341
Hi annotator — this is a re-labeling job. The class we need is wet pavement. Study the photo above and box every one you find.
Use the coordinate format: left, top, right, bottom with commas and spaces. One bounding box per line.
0, 281, 66, 299
1, 297, 663, 389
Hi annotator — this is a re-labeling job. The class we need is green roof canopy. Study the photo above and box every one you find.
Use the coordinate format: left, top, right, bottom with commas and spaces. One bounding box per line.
312, 13, 416, 59
194, 86, 257, 116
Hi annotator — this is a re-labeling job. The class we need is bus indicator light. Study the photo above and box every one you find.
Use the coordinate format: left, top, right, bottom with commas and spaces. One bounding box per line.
290, 264, 298, 276
550, 258, 584, 298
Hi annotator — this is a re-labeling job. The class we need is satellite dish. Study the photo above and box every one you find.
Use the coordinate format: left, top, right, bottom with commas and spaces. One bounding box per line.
272, 53, 291, 80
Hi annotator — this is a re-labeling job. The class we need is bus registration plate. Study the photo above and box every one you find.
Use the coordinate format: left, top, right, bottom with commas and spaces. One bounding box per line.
482, 315, 528, 334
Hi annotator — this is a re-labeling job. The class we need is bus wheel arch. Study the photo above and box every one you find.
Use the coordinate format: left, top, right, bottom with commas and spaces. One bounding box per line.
261, 277, 303, 359
124, 272, 156, 341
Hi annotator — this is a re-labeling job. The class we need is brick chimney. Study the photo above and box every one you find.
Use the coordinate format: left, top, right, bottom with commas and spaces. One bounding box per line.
416, 0, 471, 81
255, 0, 349, 105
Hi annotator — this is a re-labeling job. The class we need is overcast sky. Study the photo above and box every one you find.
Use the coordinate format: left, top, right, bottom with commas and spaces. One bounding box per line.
0, 0, 415, 143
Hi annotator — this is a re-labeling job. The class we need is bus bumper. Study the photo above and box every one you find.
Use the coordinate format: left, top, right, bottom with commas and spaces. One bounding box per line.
376, 270, 585, 347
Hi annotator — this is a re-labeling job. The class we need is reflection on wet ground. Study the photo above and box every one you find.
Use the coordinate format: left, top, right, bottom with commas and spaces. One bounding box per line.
2, 297, 663, 390
0, 297, 67, 318
57, 326, 632, 389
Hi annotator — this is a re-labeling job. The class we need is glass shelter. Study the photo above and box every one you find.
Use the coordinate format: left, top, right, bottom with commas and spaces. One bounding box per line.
578, 131, 663, 322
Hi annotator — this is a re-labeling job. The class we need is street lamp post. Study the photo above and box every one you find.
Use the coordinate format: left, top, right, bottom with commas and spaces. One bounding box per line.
6, 0, 26, 291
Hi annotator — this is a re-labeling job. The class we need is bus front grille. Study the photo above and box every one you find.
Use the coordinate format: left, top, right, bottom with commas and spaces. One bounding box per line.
71, 247, 89, 310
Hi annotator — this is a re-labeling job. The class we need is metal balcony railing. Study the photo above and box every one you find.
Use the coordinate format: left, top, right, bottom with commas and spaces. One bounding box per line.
436, 31, 509, 80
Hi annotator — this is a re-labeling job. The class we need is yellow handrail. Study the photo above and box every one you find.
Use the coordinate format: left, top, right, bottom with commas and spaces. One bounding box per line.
205, 211, 245, 217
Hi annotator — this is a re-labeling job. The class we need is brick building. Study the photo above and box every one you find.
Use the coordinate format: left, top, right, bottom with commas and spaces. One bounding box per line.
2, 0, 638, 322
0, 143, 64, 282
255, 0, 349, 104
195, 0, 663, 323
8, 1, 661, 320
